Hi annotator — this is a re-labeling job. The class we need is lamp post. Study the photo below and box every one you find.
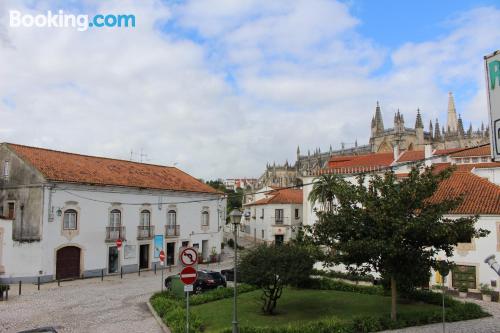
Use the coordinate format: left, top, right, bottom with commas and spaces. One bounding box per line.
229, 209, 242, 333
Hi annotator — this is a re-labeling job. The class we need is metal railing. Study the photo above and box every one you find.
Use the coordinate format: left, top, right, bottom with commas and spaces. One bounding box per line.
137, 225, 154, 240
165, 224, 180, 237
105, 226, 126, 242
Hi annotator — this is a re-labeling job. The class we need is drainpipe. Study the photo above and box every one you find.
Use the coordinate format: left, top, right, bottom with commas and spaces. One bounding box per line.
19, 204, 24, 240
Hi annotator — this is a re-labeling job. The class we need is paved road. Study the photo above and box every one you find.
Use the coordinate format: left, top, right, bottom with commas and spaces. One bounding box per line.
381, 298, 500, 333
0, 259, 233, 333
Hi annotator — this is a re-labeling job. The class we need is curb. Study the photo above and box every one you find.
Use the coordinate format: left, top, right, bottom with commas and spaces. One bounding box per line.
146, 300, 171, 333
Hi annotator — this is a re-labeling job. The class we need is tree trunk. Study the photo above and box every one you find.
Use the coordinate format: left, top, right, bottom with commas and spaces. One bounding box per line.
391, 275, 397, 321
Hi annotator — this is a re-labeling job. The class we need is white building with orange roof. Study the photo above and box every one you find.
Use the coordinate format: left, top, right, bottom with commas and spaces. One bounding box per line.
242, 188, 303, 244
0, 143, 225, 283
301, 143, 500, 294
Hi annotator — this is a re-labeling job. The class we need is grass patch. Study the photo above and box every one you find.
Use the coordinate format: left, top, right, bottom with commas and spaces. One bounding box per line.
191, 288, 440, 333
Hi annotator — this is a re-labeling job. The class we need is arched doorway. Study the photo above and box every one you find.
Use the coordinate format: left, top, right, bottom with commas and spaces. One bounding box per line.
56, 246, 81, 280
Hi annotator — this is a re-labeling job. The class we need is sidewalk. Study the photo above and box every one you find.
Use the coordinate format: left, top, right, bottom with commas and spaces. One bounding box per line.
0, 257, 234, 333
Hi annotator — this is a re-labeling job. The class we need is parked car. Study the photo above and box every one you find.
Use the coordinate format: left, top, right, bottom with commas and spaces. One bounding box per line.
221, 267, 241, 282
164, 270, 226, 294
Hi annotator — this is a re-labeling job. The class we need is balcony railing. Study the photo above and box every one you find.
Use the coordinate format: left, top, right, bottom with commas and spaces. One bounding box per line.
165, 224, 180, 237
275, 218, 284, 225
106, 226, 126, 242
137, 225, 155, 240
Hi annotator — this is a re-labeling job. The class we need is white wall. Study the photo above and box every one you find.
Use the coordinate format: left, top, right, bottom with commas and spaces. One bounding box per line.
242, 202, 302, 243
431, 215, 500, 291
1, 183, 225, 281
472, 167, 500, 185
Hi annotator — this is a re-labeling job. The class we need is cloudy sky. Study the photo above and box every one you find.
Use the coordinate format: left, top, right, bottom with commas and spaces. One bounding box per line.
0, 0, 499, 180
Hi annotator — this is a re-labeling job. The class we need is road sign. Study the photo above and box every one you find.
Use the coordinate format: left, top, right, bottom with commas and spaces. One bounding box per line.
116, 239, 122, 249
180, 247, 198, 266
159, 250, 165, 264
485, 50, 500, 161
184, 284, 193, 292
180, 266, 197, 285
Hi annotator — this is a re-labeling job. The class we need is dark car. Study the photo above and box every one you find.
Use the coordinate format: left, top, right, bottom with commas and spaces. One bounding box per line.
193, 270, 226, 293
221, 267, 241, 282
165, 270, 226, 294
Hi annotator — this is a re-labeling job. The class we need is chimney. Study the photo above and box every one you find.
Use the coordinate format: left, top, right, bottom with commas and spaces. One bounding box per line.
424, 145, 432, 167
393, 145, 400, 162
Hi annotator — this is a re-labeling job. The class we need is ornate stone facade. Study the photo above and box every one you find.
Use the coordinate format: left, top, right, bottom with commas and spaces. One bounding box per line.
255, 92, 490, 188
369, 92, 489, 153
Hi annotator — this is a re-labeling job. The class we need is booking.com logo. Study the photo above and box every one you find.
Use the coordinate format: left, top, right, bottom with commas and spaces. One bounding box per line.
9, 10, 135, 31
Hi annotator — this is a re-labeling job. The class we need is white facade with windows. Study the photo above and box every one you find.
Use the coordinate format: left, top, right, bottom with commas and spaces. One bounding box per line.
241, 188, 303, 244
0, 143, 225, 283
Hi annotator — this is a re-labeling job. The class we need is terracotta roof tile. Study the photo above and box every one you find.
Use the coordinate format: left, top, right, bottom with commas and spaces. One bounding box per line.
328, 152, 394, 169
247, 188, 302, 206
397, 151, 424, 162
6, 143, 219, 194
450, 145, 491, 157
430, 171, 500, 215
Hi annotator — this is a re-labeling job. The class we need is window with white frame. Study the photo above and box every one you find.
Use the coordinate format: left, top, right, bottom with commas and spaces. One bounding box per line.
201, 211, 209, 226
63, 209, 77, 230
140, 210, 150, 226
167, 210, 176, 226
109, 209, 121, 227
2, 161, 9, 179
275, 209, 284, 224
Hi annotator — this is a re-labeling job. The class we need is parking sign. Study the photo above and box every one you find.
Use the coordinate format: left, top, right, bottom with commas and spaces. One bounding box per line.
485, 50, 500, 161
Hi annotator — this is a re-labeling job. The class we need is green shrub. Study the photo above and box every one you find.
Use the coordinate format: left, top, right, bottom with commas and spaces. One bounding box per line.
311, 268, 375, 283
304, 277, 385, 296
190, 283, 257, 305
153, 281, 489, 333
0, 284, 10, 292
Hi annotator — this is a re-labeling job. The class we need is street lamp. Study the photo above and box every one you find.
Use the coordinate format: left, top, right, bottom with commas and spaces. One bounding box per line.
229, 209, 242, 333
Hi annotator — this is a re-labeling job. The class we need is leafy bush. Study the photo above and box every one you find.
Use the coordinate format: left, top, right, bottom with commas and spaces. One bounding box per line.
219, 301, 489, 333
0, 284, 10, 292
311, 268, 375, 283
150, 285, 258, 332
190, 284, 257, 305
480, 283, 493, 295
302, 277, 385, 296
150, 292, 203, 333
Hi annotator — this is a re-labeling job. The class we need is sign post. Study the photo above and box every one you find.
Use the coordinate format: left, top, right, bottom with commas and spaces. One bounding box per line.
159, 250, 165, 292
485, 50, 500, 161
179, 247, 198, 333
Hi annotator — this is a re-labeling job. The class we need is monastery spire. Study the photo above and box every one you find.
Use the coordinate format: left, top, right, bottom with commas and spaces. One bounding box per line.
446, 92, 458, 133
415, 108, 424, 129
374, 101, 384, 133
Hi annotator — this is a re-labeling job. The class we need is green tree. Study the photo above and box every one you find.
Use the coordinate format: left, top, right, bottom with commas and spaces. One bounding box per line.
239, 243, 314, 315
205, 180, 244, 218
309, 166, 489, 320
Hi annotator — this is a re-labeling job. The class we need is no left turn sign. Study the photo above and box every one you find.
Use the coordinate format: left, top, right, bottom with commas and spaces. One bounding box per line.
180, 247, 198, 266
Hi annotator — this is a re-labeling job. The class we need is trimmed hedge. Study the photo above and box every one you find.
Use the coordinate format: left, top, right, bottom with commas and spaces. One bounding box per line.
312, 269, 375, 283
218, 288, 490, 333
150, 284, 257, 333
302, 276, 385, 296
190, 284, 257, 305
152, 278, 490, 333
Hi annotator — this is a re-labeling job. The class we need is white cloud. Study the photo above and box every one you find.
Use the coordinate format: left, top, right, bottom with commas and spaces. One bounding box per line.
0, 1, 498, 180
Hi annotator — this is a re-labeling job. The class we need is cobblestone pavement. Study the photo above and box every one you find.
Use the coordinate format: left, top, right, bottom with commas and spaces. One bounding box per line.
0, 257, 233, 333
381, 298, 500, 333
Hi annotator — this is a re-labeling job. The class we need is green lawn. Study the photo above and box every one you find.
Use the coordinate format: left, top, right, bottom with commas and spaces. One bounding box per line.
191, 288, 440, 333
